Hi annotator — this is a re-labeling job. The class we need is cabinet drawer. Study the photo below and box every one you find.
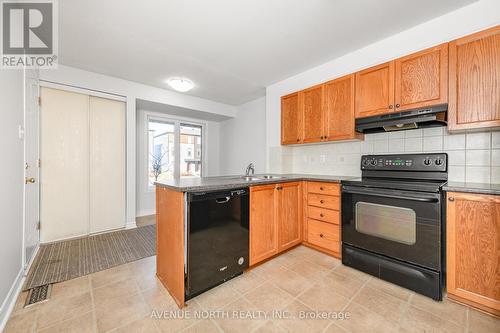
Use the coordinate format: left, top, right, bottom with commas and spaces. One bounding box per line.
307, 182, 340, 196
307, 206, 340, 224
308, 193, 339, 210
307, 219, 340, 253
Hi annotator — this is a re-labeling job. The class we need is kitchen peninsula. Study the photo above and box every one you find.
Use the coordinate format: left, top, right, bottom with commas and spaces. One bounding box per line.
155, 174, 350, 308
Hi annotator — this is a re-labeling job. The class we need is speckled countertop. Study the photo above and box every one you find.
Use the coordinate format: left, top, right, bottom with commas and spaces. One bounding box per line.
442, 182, 500, 195
155, 174, 356, 192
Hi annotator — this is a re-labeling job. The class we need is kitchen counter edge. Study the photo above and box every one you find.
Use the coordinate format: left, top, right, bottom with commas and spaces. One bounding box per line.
443, 182, 500, 196
155, 174, 355, 192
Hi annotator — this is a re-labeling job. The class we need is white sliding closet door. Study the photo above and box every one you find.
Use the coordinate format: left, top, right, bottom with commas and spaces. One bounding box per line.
40, 87, 89, 242
89, 96, 126, 233
40, 87, 126, 243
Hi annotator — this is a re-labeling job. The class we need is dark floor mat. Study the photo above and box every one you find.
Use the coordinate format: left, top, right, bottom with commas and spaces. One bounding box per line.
23, 225, 156, 290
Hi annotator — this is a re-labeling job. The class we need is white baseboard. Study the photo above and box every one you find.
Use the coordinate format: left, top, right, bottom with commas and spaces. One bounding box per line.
136, 209, 155, 217
125, 220, 137, 229
0, 269, 25, 332
0, 244, 40, 331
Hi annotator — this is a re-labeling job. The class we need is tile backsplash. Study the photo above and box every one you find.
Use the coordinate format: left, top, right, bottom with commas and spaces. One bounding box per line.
278, 128, 500, 184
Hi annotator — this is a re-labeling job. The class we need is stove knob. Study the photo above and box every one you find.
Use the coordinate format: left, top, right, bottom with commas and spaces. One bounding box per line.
435, 159, 443, 166
370, 160, 377, 166
423, 159, 432, 166
362, 159, 370, 166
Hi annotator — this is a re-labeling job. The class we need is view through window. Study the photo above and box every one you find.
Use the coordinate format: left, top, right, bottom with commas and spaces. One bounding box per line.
148, 117, 203, 186
148, 120, 175, 185
180, 124, 202, 178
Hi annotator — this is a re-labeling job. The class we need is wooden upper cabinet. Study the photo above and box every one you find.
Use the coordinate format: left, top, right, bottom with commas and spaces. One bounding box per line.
324, 74, 363, 141
446, 192, 500, 316
249, 184, 278, 265
448, 26, 500, 130
395, 43, 448, 111
355, 61, 395, 118
301, 85, 325, 143
277, 182, 302, 251
281, 92, 301, 144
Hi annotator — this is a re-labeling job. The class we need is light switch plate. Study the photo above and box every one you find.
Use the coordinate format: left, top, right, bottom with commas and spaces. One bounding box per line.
18, 125, 25, 140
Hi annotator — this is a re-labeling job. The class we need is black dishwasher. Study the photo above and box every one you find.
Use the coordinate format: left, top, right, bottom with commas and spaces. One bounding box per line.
186, 188, 249, 299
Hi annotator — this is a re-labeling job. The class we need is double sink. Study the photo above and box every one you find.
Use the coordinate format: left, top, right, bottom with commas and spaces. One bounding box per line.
232, 175, 285, 182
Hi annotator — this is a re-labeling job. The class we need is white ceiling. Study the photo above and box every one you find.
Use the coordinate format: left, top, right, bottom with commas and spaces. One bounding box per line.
59, 0, 476, 105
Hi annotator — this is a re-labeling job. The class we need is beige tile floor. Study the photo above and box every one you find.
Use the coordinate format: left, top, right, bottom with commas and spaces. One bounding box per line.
4, 246, 499, 333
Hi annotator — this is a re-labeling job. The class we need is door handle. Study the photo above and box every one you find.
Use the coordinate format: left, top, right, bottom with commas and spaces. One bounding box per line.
215, 197, 230, 204
342, 187, 439, 202
25, 177, 36, 184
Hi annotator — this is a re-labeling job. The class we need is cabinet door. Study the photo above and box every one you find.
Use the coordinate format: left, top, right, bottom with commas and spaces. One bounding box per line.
301, 85, 325, 143
281, 92, 302, 144
250, 185, 278, 265
324, 74, 361, 141
448, 26, 500, 130
277, 182, 302, 251
447, 192, 500, 316
395, 43, 448, 111
355, 61, 395, 118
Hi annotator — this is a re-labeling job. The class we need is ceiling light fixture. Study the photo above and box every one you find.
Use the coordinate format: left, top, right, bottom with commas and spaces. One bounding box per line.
167, 78, 194, 92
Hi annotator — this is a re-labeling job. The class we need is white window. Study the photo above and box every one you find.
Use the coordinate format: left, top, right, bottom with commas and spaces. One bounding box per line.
147, 115, 204, 188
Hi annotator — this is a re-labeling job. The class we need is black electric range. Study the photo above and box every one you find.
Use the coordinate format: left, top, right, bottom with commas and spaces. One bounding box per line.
341, 153, 448, 300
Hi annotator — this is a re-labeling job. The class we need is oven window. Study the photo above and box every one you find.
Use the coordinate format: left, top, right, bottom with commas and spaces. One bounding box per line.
355, 202, 416, 245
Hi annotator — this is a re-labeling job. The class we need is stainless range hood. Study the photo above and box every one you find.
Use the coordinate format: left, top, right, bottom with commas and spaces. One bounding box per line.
355, 104, 447, 134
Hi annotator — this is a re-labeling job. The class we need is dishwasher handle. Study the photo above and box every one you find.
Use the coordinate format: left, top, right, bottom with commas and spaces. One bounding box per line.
215, 196, 231, 204
188, 188, 248, 202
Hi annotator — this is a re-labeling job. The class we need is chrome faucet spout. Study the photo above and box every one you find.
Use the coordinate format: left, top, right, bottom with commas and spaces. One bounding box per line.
245, 163, 255, 176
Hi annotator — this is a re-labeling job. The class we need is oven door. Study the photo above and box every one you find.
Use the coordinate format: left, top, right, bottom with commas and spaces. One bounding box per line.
341, 185, 441, 270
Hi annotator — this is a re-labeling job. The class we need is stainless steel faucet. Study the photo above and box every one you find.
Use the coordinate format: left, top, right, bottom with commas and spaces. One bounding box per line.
245, 163, 255, 176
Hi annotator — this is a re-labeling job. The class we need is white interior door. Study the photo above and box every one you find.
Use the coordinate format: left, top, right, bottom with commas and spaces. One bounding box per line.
89, 96, 126, 233
40, 87, 89, 243
24, 76, 40, 266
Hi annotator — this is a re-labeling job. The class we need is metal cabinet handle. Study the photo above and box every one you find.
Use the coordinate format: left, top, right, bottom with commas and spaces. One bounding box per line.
320, 200, 324, 204
320, 213, 324, 217
389, 105, 393, 109
297, 138, 300, 142
448, 197, 455, 202
395, 104, 400, 108
320, 187, 324, 191
319, 233, 324, 238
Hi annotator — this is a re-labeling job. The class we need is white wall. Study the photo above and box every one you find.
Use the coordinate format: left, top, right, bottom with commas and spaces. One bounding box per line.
0, 70, 25, 330
266, 0, 500, 176
40, 65, 236, 224
136, 109, 221, 216
219, 97, 267, 175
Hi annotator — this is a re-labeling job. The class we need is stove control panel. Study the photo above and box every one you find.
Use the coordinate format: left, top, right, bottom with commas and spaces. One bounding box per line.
361, 153, 447, 172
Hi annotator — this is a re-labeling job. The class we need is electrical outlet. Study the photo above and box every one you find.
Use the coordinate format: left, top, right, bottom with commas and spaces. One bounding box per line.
320, 155, 326, 163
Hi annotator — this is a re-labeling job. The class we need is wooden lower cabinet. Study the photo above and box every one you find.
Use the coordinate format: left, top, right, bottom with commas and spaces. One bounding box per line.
250, 182, 302, 266
303, 182, 341, 258
156, 186, 185, 308
446, 192, 500, 316
277, 182, 303, 251
249, 184, 278, 265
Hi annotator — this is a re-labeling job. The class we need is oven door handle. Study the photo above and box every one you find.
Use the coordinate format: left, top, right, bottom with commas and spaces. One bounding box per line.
342, 186, 439, 202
